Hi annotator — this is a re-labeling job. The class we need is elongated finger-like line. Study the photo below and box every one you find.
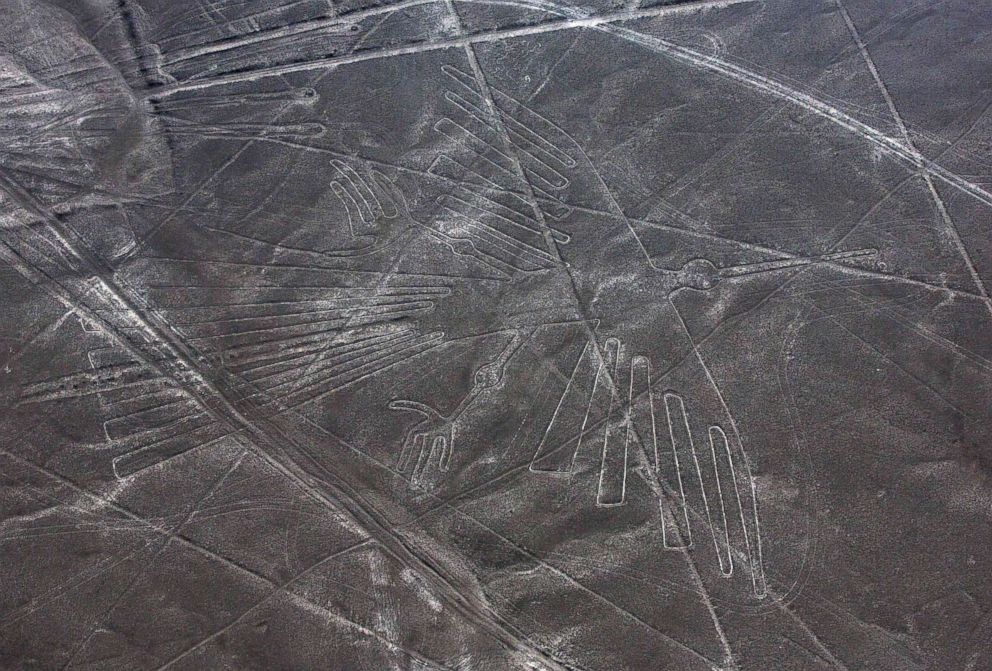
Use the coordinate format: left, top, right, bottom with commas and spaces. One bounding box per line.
389, 399, 438, 420
434, 435, 450, 472
397, 431, 422, 472
331, 160, 377, 223
410, 434, 432, 487
331, 180, 362, 237
369, 170, 399, 218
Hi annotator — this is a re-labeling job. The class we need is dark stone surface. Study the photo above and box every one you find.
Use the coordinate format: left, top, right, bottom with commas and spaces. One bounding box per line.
1, 0, 991, 669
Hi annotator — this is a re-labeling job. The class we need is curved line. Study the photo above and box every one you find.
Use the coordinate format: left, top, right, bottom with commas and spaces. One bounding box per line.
463, 0, 992, 211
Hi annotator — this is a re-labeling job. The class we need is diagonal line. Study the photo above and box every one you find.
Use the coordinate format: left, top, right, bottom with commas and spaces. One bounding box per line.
667, 300, 851, 671
0, 448, 448, 669
150, 539, 394, 671
141, 0, 992, 217
2, 438, 627, 671
8, 15, 713, 671
478, 88, 896, 667
0, 167, 569, 670
158, 0, 438, 66
139, 124, 983, 302
0, 447, 293, 585
438, 4, 740, 663
0, 82, 908, 671
126, 8, 402, 263
126, 62, 343, 261
273, 385, 728, 667
7, 2, 968, 668
59, 449, 250, 670
145, 0, 760, 98
0, 307, 76, 372
833, 0, 992, 320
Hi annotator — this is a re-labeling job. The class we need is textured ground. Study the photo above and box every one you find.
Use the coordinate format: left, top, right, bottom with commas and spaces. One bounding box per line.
1, 0, 991, 669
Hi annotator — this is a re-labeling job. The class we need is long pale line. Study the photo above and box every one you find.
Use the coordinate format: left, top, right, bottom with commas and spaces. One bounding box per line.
144, 0, 760, 98
160, 0, 439, 65
147, 0, 992, 216
833, 0, 992, 318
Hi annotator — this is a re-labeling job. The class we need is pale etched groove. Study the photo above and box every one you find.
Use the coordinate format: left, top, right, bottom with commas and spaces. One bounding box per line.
160, 0, 438, 66
145, 0, 992, 216
833, 0, 992, 317
0, 170, 570, 671
145, 0, 761, 98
